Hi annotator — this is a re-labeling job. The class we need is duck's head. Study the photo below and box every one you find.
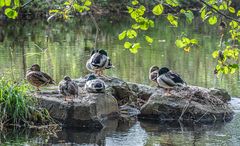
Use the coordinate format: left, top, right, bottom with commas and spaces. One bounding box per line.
149, 66, 159, 73
87, 74, 97, 81
99, 49, 108, 56
64, 76, 72, 81
158, 67, 170, 75
30, 64, 40, 71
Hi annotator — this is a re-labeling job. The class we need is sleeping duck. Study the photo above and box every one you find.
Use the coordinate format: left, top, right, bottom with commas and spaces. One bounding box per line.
84, 74, 106, 93
59, 76, 79, 101
86, 49, 113, 76
26, 64, 55, 91
157, 67, 186, 94
149, 65, 159, 85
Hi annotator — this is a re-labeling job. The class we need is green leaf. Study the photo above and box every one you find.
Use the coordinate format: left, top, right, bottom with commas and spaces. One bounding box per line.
165, 0, 179, 7
132, 0, 139, 5
208, 16, 217, 25
118, 31, 126, 40
4, 8, 18, 19
14, 0, 19, 7
127, 6, 134, 13
0, 0, 5, 9
127, 29, 137, 39
132, 24, 140, 29
84, 0, 92, 6
230, 21, 238, 29
130, 43, 140, 54
152, 4, 164, 16
228, 7, 235, 13
219, 2, 227, 10
190, 39, 198, 44
237, 10, 240, 16
5, 0, 11, 6
167, 14, 178, 27
145, 35, 153, 43
212, 51, 219, 58
175, 40, 185, 48
200, 8, 206, 20
184, 10, 194, 23
124, 42, 132, 49
149, 20, 154, 27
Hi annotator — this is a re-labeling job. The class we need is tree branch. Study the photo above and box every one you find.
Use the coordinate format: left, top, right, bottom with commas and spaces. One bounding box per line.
89, 12, 100, 49
199, 0, 240, 23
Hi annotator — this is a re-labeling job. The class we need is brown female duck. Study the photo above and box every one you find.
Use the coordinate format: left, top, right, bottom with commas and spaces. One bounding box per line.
26, 64, 55, 91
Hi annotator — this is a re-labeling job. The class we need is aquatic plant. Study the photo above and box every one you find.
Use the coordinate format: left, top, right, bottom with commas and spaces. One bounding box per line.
0, 77, 54, 130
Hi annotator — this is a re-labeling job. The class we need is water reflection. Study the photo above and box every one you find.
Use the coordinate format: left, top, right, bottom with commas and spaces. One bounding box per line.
0, 18, 240, 96
2, 117, 240, 146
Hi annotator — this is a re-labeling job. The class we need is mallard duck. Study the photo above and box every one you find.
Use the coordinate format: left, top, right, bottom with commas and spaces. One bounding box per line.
149, 65, 159, 84
157, 67, 186, 95
86, 49, 113, 76
84, 74, 105, 93
26, 64, 55, 91
59, 76, 79, 101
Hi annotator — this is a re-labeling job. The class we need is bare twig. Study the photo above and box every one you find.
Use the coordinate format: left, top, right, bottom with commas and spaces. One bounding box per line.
199, 0, 240, 23
89, 12, 100, 49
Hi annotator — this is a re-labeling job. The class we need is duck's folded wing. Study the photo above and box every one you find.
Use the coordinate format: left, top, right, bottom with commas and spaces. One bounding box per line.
30, 72, 49, 84
168, 71, 186, 84
160, 74, 178, 86
42, 72, 55, 84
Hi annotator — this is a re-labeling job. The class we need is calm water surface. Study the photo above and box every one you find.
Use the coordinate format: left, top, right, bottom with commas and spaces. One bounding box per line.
0, 18, 240, 145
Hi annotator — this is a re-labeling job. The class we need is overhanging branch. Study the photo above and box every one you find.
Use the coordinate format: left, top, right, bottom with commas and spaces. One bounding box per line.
199, 0, 240, 23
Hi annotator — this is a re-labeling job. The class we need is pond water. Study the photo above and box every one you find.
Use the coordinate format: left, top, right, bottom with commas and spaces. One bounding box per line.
0, 17, 240, 145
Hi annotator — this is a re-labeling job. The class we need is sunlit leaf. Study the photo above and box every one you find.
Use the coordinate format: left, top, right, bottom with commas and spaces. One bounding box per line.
208, 16, 217, 25
167, 14, 178, 27
228, 7, 235, 13
212, 51, 219, 58
124, 42, 132, 49
132, 0, 139, 5
118, 31, 127, 40
14, 0, 19, 7
5, 0, 11, 6
132, 24, 140, 29
237, 10, 240, 16
84, 0, 92, 6
165, 0, 179, 7
200, 8, 206, 20
190, 39, 198, 44
175, 40, 185, 48
4, 8, 18, 19
145, 35, 153, 43
0, 0, 5, 9
152, 4, 164, 15
127, 29, 137, 39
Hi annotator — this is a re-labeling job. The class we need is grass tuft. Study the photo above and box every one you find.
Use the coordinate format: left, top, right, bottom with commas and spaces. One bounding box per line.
0, 77, 55, 129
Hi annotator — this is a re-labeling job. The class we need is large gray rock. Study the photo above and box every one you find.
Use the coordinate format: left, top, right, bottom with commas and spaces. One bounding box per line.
75, 76, 137, 106
36, 76, 234, 127
36, 91, 119, 129
137, 85, 233, 123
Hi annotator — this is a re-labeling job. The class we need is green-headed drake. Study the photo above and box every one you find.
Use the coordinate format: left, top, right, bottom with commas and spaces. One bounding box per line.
157, 67, 187, 95
84, 74, 106, 93
59, 76, 79, 101
26, 64, 55, 91
86, 49, 113, 76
